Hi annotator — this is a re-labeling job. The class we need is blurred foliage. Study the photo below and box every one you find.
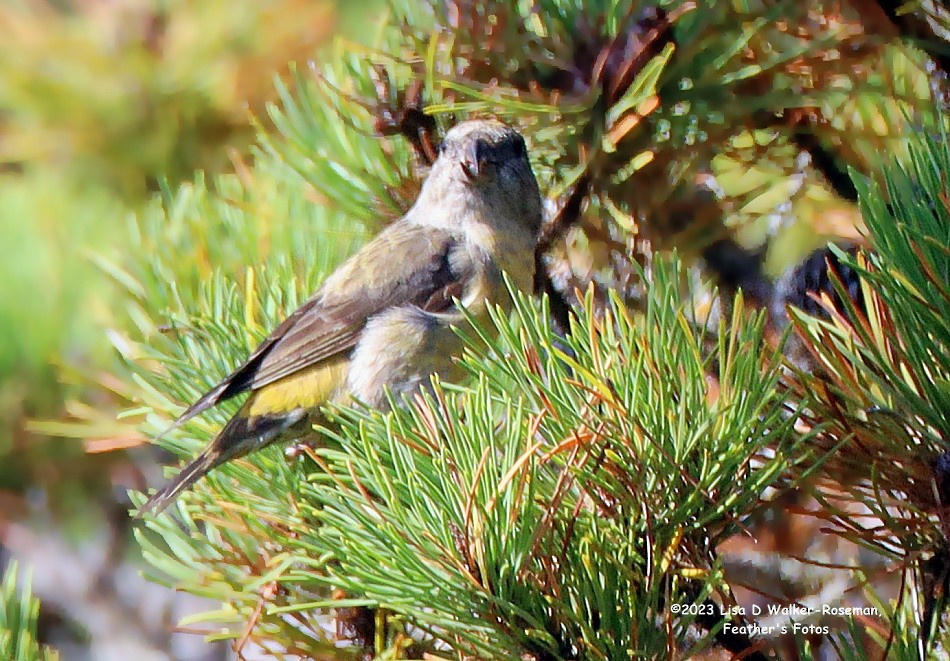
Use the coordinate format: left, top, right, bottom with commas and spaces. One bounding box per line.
0, 0, 341, 511
0, 0, 335, 196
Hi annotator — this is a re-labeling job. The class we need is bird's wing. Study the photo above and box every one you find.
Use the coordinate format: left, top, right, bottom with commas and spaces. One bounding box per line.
166, 222, 468, 431
248, 224, 469, 387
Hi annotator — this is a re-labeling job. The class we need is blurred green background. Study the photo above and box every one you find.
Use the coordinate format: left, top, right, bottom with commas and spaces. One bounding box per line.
0, 0, 387, 514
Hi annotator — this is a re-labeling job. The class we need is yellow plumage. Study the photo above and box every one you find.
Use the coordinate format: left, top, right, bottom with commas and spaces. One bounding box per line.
244, 356, 349, 417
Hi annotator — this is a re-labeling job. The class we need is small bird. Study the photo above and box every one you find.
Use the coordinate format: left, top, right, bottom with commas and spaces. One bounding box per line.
770, 242, 864, 371
140, 119, 543, 514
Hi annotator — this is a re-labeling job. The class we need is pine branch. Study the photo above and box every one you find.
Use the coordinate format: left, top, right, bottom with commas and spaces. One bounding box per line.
287, 255, 814, 658
785, 108, 950, 656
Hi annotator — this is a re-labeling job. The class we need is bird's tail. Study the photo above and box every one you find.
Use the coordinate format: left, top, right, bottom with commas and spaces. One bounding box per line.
136, 406, 309, 517
136, 447, 223, 516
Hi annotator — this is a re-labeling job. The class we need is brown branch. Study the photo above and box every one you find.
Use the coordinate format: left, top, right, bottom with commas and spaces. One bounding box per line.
534, 176, 591, 334
538, 176, 590, 252
372, 71, 440, 166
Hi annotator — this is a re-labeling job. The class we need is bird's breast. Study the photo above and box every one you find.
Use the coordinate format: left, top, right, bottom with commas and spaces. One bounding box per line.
461, 223, 536, 312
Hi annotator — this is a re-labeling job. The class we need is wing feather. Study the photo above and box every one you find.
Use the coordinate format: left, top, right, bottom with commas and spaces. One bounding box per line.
165, 222, 466, 431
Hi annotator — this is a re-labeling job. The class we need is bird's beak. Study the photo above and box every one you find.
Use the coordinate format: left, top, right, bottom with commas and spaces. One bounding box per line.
460, 143, 480, 180
461, 139, 489, 181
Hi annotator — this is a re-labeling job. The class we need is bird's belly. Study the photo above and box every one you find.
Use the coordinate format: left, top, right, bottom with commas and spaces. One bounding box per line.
346, 306, 467, 410
345, 245, 534, 411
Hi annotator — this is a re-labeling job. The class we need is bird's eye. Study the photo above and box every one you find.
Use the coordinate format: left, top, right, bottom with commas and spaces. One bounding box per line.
475, 138, 490, 165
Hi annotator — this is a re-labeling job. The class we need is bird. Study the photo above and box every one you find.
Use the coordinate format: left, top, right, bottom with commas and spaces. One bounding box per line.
697, 234, 866, 370
770, 242, 864, 371
139, 119, 543, 514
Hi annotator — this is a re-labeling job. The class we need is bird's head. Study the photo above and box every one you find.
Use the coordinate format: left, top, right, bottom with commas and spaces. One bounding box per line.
427, 119, 543, 237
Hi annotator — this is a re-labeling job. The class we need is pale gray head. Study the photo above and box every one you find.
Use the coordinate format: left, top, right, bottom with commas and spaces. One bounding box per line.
417, 119, 543, 238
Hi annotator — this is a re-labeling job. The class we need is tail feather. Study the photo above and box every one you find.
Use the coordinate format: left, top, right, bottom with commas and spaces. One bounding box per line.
137, 407, 309, 517
149, 347, 277, 447
137, 449, 221, 516
149, 375, 251, 448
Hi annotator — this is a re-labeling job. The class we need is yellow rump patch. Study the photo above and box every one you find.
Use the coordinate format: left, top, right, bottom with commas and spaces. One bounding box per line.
245, 357, 349, 417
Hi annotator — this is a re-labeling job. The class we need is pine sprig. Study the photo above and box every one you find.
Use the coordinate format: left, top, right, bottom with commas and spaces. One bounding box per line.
261, 56, 421, 225
0, 562, 58, 661
280, 255, 816, 658
789, 116, 948, 503
785, 110, 949, 656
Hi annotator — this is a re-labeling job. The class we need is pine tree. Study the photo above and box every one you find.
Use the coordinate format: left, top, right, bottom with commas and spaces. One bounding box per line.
75, 0, 948, 658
